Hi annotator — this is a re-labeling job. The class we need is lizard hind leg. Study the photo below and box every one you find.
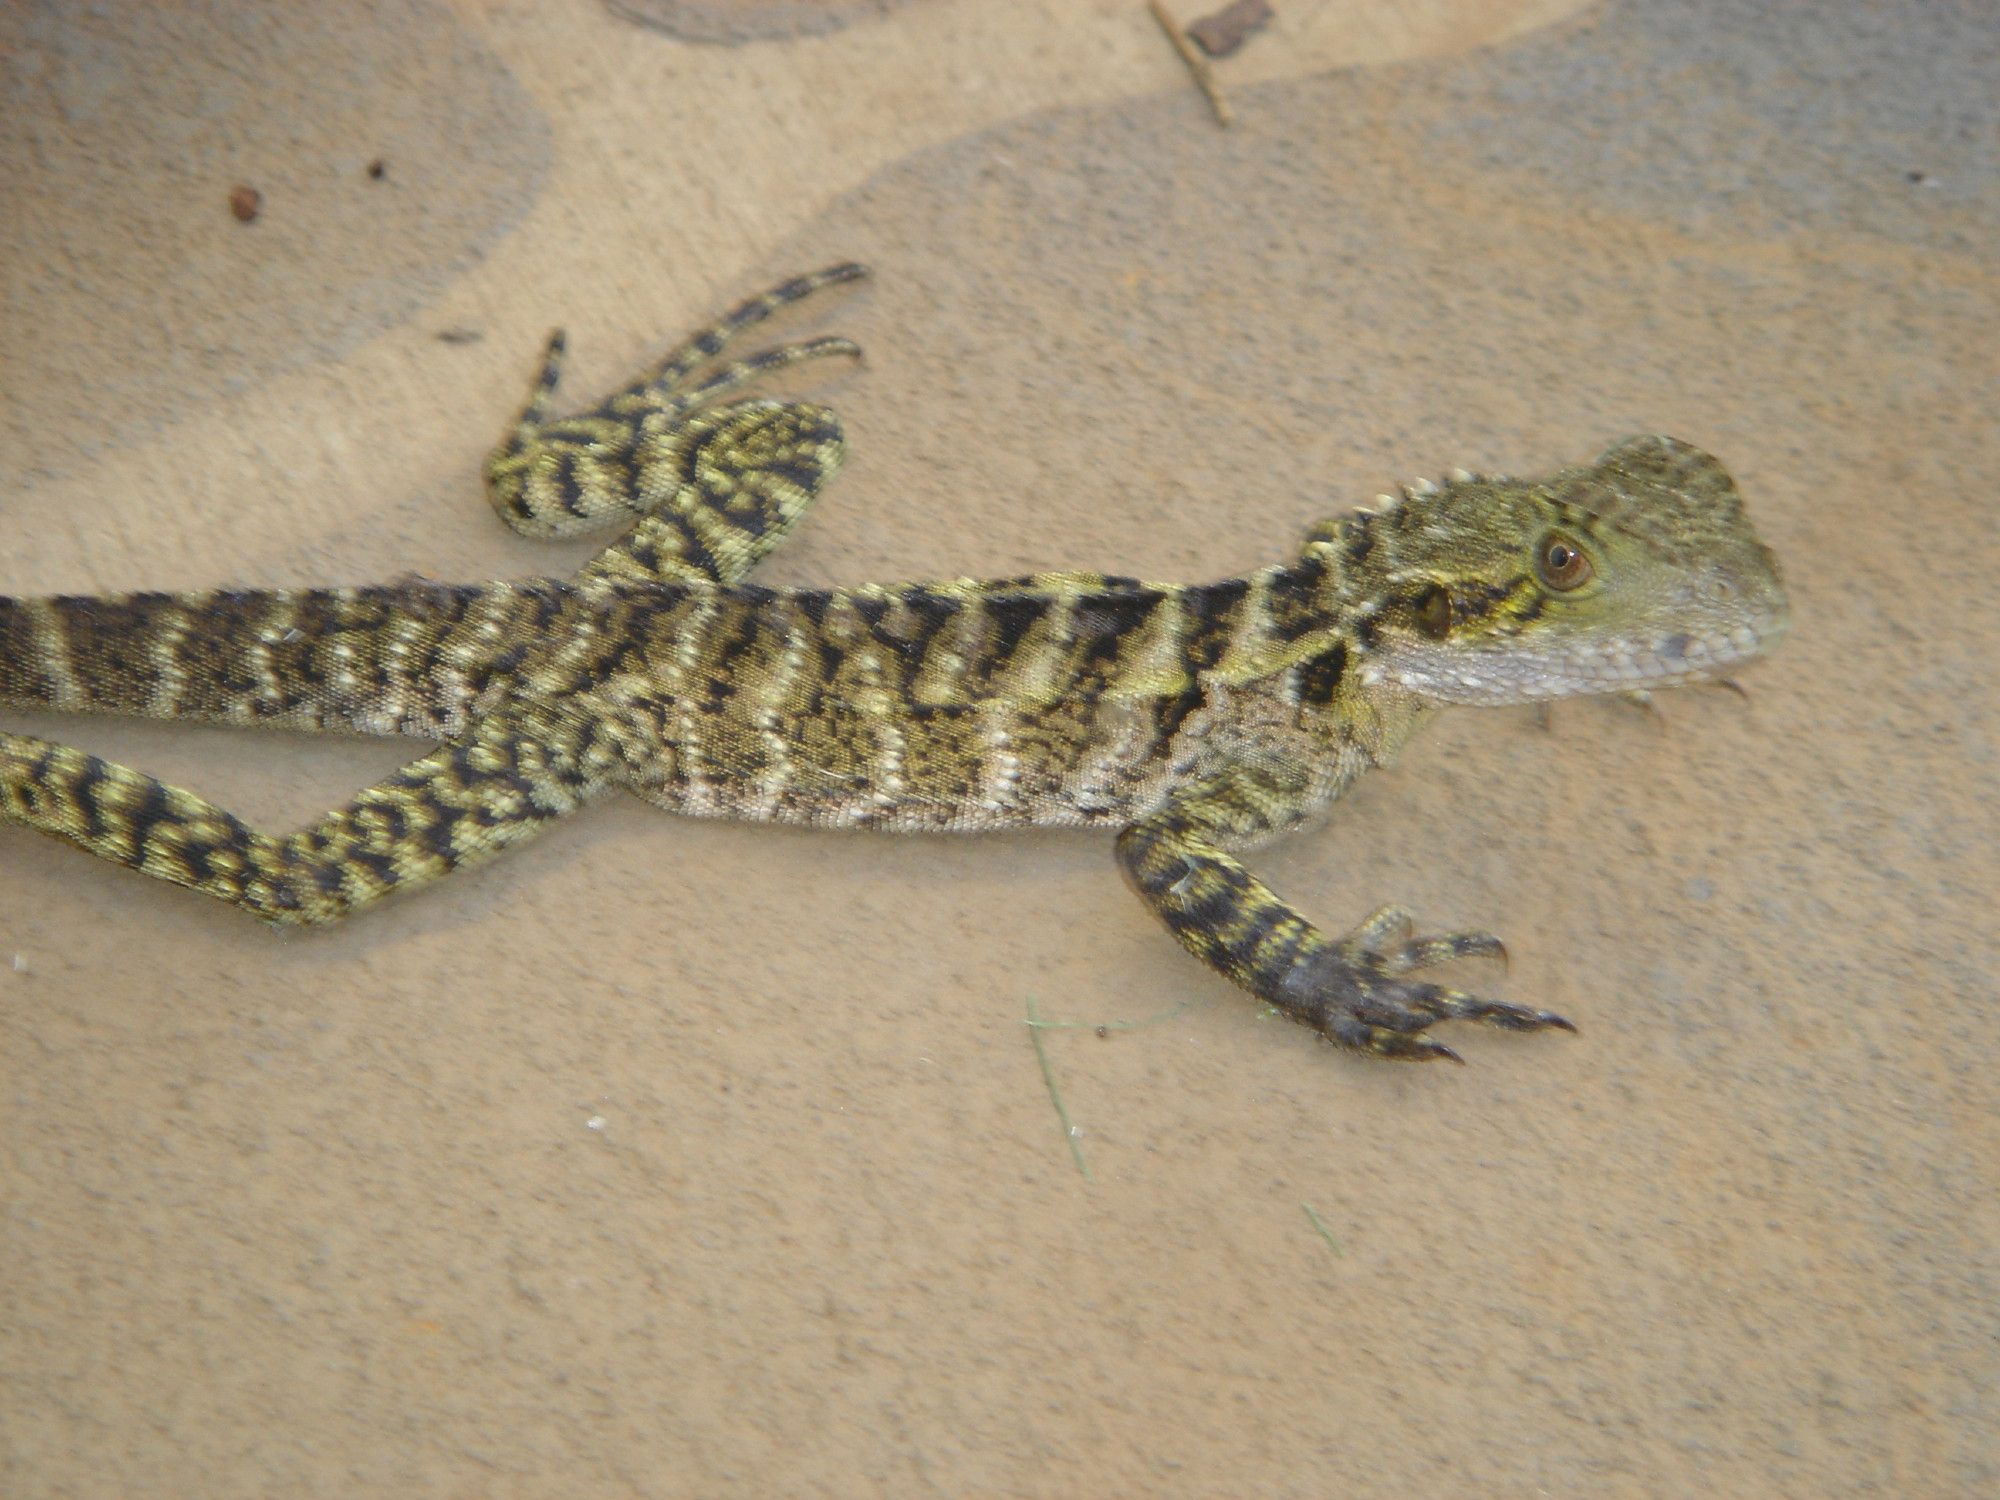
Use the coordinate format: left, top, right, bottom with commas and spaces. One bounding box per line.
631, 261, 867, 399
581, 399, 847, 586
485, 264, 867, 541
0, 713, 613, 925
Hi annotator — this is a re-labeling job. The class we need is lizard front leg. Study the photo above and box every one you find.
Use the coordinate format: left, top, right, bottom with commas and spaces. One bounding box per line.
0, 708, 613, 925
1115, 765, 1574, 1061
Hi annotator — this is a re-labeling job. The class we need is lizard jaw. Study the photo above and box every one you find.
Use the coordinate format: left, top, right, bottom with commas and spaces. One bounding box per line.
1368, 606, 1789, 706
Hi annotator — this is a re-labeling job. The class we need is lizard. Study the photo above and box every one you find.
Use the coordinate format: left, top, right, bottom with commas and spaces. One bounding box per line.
0, 264, 1789, 1062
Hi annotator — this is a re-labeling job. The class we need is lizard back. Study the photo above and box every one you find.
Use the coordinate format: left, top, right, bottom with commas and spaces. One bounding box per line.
557, 554, 1369, 833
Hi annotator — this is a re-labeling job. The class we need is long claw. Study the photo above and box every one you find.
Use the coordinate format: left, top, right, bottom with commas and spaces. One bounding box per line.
1274, 908, 1570, 1064
1477, 1005, 1575, 1033
1358, 1025, 1465, 1063
1424, 986, 1576, 1034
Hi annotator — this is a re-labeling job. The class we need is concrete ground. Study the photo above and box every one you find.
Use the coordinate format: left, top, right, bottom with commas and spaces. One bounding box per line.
3, 1, 1993, 1494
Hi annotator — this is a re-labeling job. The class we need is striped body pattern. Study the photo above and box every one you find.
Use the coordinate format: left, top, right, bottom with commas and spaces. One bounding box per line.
0, 268, 1790, 1062
3, 561, 1365, 832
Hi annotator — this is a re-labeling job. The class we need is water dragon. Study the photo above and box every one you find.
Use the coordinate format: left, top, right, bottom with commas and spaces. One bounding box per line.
0, 266, 1789, 1062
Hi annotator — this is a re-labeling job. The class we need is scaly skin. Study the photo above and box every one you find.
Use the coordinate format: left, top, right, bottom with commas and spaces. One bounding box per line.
0, 266, 1789, 1062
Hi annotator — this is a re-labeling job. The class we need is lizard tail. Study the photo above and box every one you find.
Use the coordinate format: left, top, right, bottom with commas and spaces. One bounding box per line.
0, 579, 569, 739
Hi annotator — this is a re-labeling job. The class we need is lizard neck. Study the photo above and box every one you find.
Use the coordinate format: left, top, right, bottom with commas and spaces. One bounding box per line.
1262, 541, 1439, 769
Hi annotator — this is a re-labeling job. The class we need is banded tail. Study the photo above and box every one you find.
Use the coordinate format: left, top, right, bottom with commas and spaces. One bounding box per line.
0, 580, 577, 739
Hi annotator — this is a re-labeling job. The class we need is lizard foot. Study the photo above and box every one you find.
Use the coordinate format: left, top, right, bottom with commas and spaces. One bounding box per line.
1275, 907, 1574, 1062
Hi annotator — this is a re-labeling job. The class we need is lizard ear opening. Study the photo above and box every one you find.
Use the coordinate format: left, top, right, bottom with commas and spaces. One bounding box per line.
1414, 584, 1454, 640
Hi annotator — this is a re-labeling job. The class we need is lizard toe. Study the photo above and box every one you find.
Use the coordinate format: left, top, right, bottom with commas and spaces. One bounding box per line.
1382, 929, 1509, 975
1338, 908, 1507, 976
1324, 1010, 1465, 1063
1401, 980, 1576, 1034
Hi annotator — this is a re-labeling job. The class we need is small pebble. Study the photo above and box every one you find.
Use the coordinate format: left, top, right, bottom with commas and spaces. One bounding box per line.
1188, 0, 1274, 59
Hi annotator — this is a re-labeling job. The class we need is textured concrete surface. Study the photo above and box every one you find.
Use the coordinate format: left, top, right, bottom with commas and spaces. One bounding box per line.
0, 2, 550, 485
2, 1, 1994, 1495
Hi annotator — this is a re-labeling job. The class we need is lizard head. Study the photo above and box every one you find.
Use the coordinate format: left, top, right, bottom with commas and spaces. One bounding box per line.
1336, 435, 1789, 705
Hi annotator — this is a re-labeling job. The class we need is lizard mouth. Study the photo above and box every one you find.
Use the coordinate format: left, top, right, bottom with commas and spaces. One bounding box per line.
1379, 604, 1789, 705
1565, 608, 1790, 691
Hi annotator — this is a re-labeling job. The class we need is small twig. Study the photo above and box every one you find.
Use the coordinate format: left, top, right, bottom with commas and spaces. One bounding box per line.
1148, 0, 1234, 127
1302, 1203, 1344, 1258
1025, 994, 1092, 1181
1023, 995, 1199, 1033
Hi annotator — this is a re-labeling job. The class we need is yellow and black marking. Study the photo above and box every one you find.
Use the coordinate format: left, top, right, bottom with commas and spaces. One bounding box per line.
1118, 794, 1572, 1061
0, 709, 609, 925
581, 400, 848, 588
0, 580, 573, 738
0, 253, 1788, 1070
485, 262, 864, 541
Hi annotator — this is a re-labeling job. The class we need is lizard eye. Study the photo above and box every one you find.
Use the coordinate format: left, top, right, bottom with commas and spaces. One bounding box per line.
1414, 584, 1453, 639
1536, 534, 1593, 591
